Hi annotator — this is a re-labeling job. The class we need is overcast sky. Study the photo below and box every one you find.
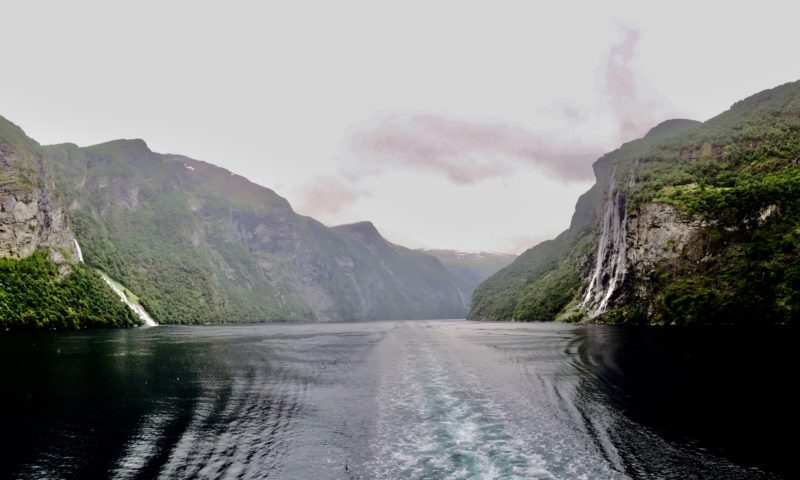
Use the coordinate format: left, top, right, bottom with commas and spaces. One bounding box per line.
3, 1, 800, 253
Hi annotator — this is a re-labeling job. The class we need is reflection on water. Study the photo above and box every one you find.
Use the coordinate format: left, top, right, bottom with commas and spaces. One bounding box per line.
0, 321, 796, 479
573, 326, 800, 479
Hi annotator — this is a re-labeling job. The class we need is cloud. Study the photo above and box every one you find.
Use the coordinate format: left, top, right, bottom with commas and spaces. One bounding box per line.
553, 100, 587, 123
332, 25, 670, 187
505, 233, 556, 255
297, 25, 679, 222
294, 175, 367, 217
346, 113, 600, 184
604, 25, 672, 142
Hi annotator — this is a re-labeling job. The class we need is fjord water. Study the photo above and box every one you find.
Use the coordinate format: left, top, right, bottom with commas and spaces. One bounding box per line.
0, 322, 796, 479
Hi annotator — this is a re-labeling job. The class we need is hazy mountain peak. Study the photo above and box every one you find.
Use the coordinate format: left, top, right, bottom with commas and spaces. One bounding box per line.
422, 249, 516, 259
333, 221, 384, 240
643, 118, 702, 141
85, 138, 152, 156
0, 115, 27, 141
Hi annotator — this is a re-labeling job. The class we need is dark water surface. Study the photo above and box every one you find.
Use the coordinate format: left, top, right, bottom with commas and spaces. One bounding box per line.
0, 321, 797, 479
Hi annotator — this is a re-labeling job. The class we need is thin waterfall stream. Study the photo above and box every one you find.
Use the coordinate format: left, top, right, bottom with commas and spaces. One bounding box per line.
73, 238, 157, 326
581, 167, 629, 318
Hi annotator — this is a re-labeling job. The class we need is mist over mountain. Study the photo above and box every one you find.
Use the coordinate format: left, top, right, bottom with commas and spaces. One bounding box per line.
422, 249, 515, 293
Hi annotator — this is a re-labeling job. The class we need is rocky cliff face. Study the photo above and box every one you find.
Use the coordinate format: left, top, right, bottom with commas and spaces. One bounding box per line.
580, 186, 708, 321
626, 203, 704, 273
578, 170, 711, 320
0, 120, 79, 272
619, 203, 706, 314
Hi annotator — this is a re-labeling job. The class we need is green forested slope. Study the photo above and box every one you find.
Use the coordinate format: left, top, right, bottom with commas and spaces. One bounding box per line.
0, 252, 138, 329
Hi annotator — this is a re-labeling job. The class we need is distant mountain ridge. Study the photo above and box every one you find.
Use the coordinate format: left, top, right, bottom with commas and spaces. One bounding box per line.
422, 249, 515, 294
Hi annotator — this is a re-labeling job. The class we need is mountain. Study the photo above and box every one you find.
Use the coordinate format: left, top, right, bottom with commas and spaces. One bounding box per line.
470, 80, 800, 325
330, 223, 470, 319
422, 249, 515, 293
39, 136, 469, 324
0, 116, 139, 329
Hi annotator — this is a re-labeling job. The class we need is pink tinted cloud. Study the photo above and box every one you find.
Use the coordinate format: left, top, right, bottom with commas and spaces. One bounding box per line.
505, 233, 555, 255
299, 25, 677, 220
348, 114, 600, 184
295, 176, 366, 217
605, 25, 668, 142
339, 26, 667, 187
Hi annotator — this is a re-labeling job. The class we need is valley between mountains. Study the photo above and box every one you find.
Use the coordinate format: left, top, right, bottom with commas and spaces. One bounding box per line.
3, 79, 800, 328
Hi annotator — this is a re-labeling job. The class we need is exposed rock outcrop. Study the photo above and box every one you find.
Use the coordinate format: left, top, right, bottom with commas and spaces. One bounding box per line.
0, 126, 79, 273
626, 203, 705, 273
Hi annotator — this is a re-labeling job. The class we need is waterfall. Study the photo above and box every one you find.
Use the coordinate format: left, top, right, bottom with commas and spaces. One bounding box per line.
73, 239, 84, 263
72, 238, 156, 326
99, 272, 158, 327
580, 166, 629, 318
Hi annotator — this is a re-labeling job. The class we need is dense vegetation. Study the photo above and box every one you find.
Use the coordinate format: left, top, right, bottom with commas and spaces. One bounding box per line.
469, 231, 593, 321
470, 80, 800, 325
0, 251, 139, 330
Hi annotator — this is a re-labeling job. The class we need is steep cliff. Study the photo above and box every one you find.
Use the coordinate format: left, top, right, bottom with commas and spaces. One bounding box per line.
0, 116, 139, 329
42, 140, 469, 323
470, 80, 800, 325
0, 119, 78, 269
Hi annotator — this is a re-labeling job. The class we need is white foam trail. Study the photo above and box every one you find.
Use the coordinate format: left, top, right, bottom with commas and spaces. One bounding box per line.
73, 239, 84, 263
111, 410, 174, 479
366, 322, 627, 479
99, 273, 158, 326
